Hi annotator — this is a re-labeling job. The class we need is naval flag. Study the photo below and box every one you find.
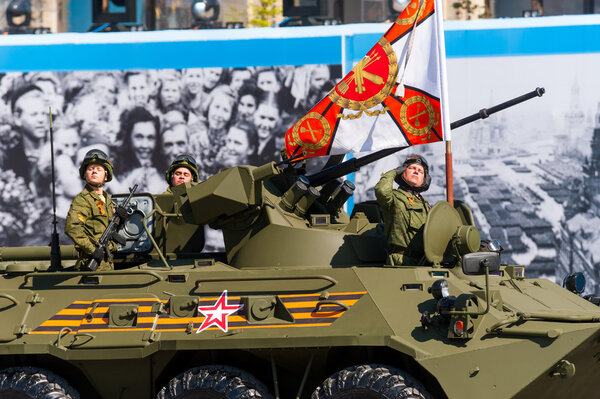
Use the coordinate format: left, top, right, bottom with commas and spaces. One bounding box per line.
284, 0, 450, 160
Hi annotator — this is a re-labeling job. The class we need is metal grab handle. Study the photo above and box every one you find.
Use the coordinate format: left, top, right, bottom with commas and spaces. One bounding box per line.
25, 270, 163, 285
314, 299, 349, 312
56, 327, 95, 348
0, 293, 19, 306
195, 275, 338, 288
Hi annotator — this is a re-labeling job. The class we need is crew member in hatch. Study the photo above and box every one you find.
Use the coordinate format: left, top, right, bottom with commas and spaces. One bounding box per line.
65, 149, 127, 271
164, 154, 199, 193
374, 154, 431, 266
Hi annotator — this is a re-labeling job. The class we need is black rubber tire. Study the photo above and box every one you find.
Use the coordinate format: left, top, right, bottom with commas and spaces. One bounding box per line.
0, 367, 79, 399
311, 364, 432, 399
157, 365, 273, 399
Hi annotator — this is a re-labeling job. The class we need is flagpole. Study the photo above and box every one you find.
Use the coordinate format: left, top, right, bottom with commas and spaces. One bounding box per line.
434, 0, 453, 206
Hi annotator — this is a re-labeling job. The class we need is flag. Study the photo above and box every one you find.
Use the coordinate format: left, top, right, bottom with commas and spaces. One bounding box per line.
284, 0, 449, 161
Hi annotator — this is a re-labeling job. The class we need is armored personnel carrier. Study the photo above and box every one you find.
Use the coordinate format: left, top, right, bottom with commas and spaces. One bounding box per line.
0, 156, 599, 399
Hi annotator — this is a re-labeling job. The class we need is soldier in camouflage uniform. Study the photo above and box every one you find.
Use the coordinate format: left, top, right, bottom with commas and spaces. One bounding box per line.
375, 154, 431, 266
163, 154, 199, 194
65, 149, 127, 270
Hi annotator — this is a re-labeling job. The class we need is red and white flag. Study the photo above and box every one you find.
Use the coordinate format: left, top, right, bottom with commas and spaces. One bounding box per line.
284, 0, 450, 160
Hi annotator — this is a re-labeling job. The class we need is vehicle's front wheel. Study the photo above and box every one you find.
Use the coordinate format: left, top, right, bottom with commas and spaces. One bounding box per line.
311, 364, 432, 399
0, 367, 79, 399
157, 365, 272, 399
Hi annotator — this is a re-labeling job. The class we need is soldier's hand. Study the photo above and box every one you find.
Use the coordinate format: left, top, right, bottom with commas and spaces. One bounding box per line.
91, 246, 105, 262
115, 205, 128, 224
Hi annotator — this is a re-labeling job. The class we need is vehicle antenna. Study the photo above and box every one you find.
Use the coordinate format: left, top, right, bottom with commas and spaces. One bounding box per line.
49, 107, 62, 270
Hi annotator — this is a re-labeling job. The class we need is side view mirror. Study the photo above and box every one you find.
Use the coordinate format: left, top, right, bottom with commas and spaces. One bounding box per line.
462, 252, 500, 275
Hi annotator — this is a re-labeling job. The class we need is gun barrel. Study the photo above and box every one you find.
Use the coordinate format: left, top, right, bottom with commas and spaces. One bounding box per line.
450, 87, 545, 130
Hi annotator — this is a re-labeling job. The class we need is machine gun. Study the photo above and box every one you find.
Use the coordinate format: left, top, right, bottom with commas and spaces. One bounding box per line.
86, 184, 138, 271
306, 87, 545, 187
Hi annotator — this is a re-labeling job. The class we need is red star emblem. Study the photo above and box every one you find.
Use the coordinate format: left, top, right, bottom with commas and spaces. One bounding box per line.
196, 290, 243, 333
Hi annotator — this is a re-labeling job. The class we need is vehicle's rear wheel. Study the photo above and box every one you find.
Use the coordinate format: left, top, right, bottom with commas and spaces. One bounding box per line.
157, 365, 273, 399
0, 367, 79, 399
311, 364, 432, 399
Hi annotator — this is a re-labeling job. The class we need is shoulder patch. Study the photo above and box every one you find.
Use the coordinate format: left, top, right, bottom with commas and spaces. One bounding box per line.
77, 214, 86, 223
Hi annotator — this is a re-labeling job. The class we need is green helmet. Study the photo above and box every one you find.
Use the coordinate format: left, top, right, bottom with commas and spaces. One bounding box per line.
165, 154, 199, 186
79, 149, 114, 182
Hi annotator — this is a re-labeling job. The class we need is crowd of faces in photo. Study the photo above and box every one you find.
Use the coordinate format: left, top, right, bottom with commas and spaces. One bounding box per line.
0, 65, 341, 229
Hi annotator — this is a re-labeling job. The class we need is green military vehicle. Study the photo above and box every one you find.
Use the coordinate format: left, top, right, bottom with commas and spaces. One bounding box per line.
1, 151, 600, 399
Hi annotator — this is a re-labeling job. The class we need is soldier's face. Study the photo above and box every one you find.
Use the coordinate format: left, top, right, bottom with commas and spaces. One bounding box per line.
403, 163, 425, 187
85, 163, 106, 185
171, 167, 193, 186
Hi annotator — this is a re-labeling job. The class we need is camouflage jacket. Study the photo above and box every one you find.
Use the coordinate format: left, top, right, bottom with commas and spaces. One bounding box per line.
65, 185, 116, 269
374, 170, 431, 265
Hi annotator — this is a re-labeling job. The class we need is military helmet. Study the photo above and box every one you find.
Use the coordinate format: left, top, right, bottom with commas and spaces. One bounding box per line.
395, 154, 431, 193
165, 154, 199, 185
79, 149, 113, 182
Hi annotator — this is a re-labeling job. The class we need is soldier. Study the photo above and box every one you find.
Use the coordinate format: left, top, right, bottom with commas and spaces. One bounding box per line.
164, 154, 199, 193
65, 149, 127, 271
374, 154, 431, 266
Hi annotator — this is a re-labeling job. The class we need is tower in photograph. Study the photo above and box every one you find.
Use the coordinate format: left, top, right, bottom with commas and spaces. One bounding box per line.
584, 102, 600, 214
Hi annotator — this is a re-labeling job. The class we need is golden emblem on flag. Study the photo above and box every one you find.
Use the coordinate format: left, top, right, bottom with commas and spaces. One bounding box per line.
329, 37, 398, 111
395, 0, 428, 26
290, 112, 332, 151
399, 95, 435, 137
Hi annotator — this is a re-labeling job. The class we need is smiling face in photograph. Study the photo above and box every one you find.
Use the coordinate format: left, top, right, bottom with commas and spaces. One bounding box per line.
131, 121, 157, 162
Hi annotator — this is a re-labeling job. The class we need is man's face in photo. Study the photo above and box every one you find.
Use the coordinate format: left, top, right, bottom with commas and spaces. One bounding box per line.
253, 103, 279, 141
203, 68, 223, 91
127, 74, 150, 106
131, 121, 156, 162
162, 124, 188, 160
55, 127, 80, 160
15, 94, 48, 142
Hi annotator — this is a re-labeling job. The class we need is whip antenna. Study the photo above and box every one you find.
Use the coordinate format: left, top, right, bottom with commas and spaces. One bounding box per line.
49, 107, 62, 270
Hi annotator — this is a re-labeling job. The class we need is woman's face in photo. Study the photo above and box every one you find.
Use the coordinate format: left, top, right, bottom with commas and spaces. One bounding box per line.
160, 80, 181, 107
257, 71, 281, 93
184, 69, 203, 95
131, 121, 157, 162
253, 103, 279, 140
238, 94, 257, 121
207, 93, 233, 130
310, 66, 330, 93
